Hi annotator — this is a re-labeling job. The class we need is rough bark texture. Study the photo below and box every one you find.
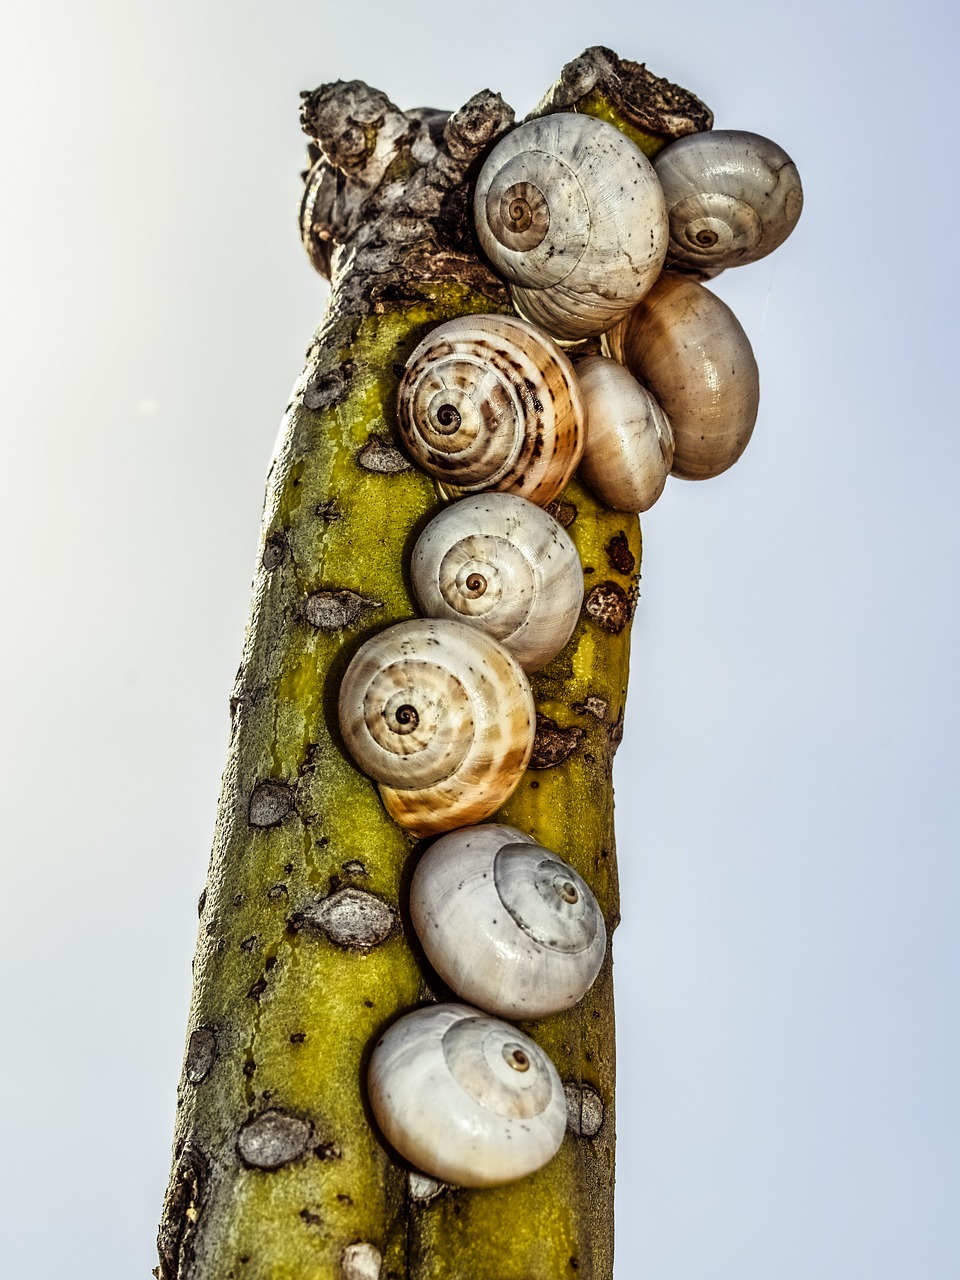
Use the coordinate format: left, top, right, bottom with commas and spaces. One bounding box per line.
159, 48, 711, 1280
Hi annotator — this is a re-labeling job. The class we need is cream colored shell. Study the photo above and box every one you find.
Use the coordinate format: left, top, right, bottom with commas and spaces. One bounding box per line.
337, 618, 535, 837
576, 355, 674, 512
604, 272, 759, 481
410, 824, 606, 1019
396, 314, 584, 508
410, 493, 583, 672
654, 129, 803, 272
367, 1002, 567, 1187
473, 113, 668, 342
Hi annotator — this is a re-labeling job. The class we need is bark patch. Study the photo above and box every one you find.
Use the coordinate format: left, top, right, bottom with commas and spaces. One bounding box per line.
564, 1081, 604, 1137
573, 695, 608, 722
584, 581, 630, 634
248, 781, 295, 828
605, 532, 635, 575
304, 588, 383, 630
530, 715, 585, 769
546, 499, 577, 529
156, 1145, 208, 1280
185, 1027, 217, 1084
341, 1241, 383, 1280
293, 886, 397, 951
357, 434, 411, 473
237, 1110, 312, 1170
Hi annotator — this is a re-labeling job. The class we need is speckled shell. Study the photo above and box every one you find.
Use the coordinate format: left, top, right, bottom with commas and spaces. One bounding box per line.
367, 1003, 567, 1187
337, 618, 536, 837
411, 824, 606, 1019
410, 493, 583, 672
575, 355, 674, 512
654, 130, 803, 272
604, 272, 759, 481
396, 314, 584, 508
473, 113, 668, 342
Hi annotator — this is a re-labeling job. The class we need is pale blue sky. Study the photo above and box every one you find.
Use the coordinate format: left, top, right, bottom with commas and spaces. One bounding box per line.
1, 1, 957, 1277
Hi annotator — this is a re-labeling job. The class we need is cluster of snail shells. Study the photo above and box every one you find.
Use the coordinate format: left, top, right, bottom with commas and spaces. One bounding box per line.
333, 109, 801, 1190
368, 824, 606, 1186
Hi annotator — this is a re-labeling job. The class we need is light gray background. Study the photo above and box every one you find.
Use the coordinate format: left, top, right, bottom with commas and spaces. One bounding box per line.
2, 1, 957, 1277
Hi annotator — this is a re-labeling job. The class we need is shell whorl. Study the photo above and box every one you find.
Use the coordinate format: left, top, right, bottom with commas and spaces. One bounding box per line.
605, 272, 760, 482
473, 113, 668, 341
396, 314, 584, 508
411, 824, 607, 1019
337, 618, 536, 837
576, 355, 674, 513
653, 129, 803, 272
410, 493, 584, 671
367, 1003, 567, 1187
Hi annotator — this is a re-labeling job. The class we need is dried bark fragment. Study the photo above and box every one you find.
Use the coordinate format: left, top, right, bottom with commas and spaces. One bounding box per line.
564, 1082, 605, 1137
185, 1028, 217, 1084
248, 781, 295, 827
605, 532, 636, 575
292, 886, 397, 951
237, 1110, 312, 1170
357, 434, 411, 473
530, 714, 586, 769
585, 581, 631, 634
303, 588, 383, 630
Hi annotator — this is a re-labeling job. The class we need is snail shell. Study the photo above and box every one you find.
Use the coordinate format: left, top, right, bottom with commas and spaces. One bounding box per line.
396, 314, 584, 508
410, 824, 606, 1019
367, 1002, 567, 1187
654, 130, 803, 272
410, 493, 583, 672
575, 355, 674, 512
337, 618, 535, 837
604, 272, 759, 481
473, 113, 668, 342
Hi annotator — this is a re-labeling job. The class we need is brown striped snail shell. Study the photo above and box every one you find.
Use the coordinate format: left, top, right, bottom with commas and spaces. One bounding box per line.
396, 314, 584, 508
604, 272, 760, 481
367, 1003, 567, 1187
410, 493, 583, 672
337, 618, 535, 837
575, 355, 674, 512
473, 113, 668, 342
654, 130, 803, 272
410, 824, 606, 1019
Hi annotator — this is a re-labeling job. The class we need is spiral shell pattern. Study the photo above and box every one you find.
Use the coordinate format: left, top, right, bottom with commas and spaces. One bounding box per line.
396, 314, 584, 508
411, 824, 606, 1018
368, 1003, 567, 1187
410, 493, 583, 671
654, 129, 803, 272
337, 618, 536, 837
473, 113, 668, 341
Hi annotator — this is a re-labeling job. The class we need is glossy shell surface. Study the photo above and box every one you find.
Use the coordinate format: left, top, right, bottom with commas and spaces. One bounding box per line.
410, 493, 583, 671
473, 113, 668, 341
411, 824, 606, 1019
337, 618, 536, 837
367, 1002, 567, 1187
605, 272, 759, 481
397, 314, 584, 508
576, 355, 674, 512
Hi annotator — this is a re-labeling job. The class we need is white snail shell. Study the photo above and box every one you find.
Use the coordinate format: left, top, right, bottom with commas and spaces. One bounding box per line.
654, 130, 803, 272
367, 1003, 567, 1187
410, 493, 583, 672
604, 272, 759, 482
410, 824, 606, 1019
575, 355, 674, 512
473, 113, 668, 342
337, 618, 535, 837
396, 314, 584, 508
